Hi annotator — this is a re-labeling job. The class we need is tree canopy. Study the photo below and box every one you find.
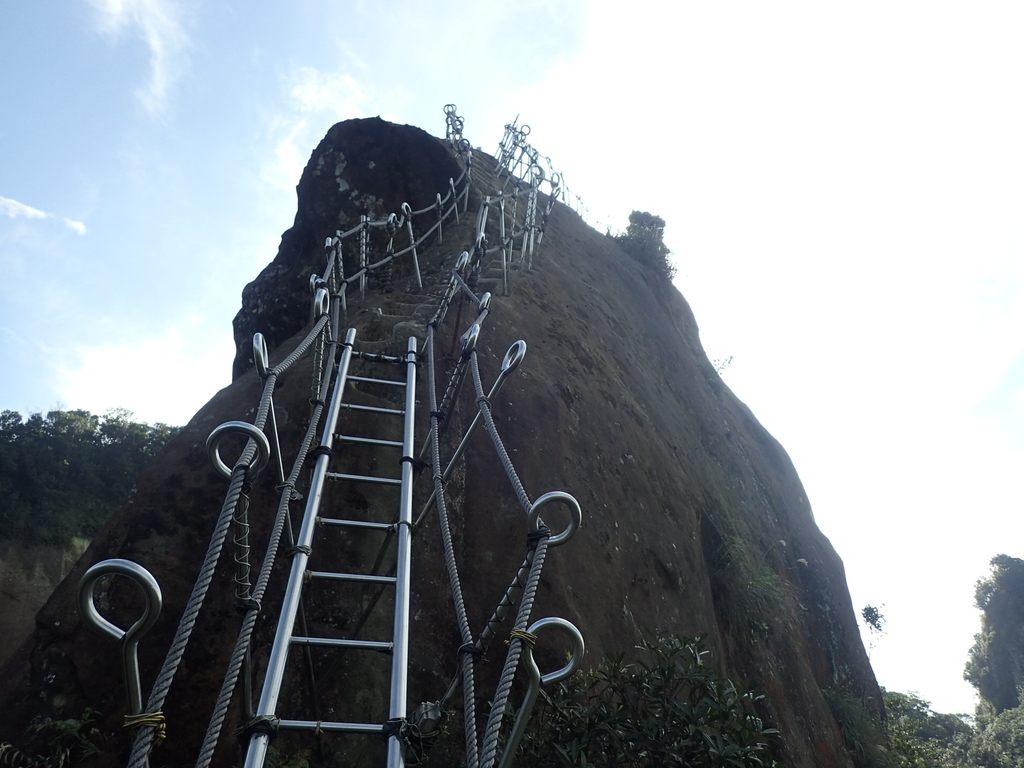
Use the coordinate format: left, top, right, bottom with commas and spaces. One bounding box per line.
0, 408, 180, 545
613, 210, 676, 280
965, 555, 1024, 713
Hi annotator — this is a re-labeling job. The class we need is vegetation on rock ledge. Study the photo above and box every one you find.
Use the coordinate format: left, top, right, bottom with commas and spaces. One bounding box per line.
613, 210, 676, 280
514, 633, 779, 767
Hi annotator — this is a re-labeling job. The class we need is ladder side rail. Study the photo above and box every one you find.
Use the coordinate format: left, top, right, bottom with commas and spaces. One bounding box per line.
243, 328, 358, 768
386, 337, 418, 768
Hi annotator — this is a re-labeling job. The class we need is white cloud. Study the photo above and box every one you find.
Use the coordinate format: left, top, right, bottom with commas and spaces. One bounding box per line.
259, 66, 375, 194
0, 196, 87, 234
0, 196, 48, 220
288, 67, 367, 117
63, 218, 88, 235
57, 321, 234, 426
84, 0, 190, 115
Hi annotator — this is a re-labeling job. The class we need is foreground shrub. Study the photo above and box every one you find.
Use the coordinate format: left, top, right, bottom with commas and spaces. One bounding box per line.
515, 632, 779, 767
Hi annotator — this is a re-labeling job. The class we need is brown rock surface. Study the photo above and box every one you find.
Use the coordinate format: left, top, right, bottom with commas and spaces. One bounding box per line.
0, 118, 879, 768
0, 538, 89, 665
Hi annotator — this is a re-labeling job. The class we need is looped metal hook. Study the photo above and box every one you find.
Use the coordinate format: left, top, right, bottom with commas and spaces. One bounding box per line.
460, 324, 480, 360
496, 617, 585, 768
477, 292, 491, 314
401, 202, 412, 219
455, 251, 471, 274
501, 340, 527, 376
528, 491, 581, 547
79, 559, 163, 715
253, 333, 270, 379
313, 287, 330, 318
206, 421, 272, 479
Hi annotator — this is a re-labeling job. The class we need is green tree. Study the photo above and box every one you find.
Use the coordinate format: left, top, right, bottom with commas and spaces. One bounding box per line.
969, 707, 1024, 768
965, 555, 1024, 713
883, 690, 972, 768
614, 210, 676, 279
0, 408, 180, 545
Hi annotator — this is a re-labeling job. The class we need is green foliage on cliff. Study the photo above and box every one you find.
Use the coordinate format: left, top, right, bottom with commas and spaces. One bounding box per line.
515, 633, 779, 767
613, 210, 676, 280
878, 555, 1024, 767
965, 555, 1024, 714
0, 408, 180, 545
883, 690, 972, 767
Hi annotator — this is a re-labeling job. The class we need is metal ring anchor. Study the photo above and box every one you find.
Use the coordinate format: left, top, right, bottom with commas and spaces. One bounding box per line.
501, 340, 526, 374
79, 559, 162, 715
460, 324, 480, 360
313, 287, 330, 318
206, 421, 272, 480
496, 617, 585, 768
528, 491, 581, 547
253, 333, 270, 379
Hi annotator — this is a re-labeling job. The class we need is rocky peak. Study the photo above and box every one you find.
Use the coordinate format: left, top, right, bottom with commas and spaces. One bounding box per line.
0, 116, 879, 768
231, 117, 464, 380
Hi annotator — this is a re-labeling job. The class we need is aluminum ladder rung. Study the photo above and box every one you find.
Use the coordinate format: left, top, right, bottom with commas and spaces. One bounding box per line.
244, 330, 418, 768
278, 719, 383, 734
317, 517, 393, 532
327, 472, 401, 486
307, 570, 397, 585
291, 636, 393, 652
352, 351, 404, 363
336, 434, 403, 448
341, 403, 404, 416
347, 375, 405, 388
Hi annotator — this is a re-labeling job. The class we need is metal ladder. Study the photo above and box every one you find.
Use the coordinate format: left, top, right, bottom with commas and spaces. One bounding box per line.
243, 328, 418, 768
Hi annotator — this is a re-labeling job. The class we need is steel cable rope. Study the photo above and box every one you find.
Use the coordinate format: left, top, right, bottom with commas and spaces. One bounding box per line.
127, 315, 330, 768
127, 462, 252, 768
195, 331, 340, 768
463, 348, 550, 767
132, 106, 570, 768
466, 351, 531, 515
425, 324, 480, 768
478, 536, 549, 768
334, 187, 469, 291
435, 551, 536, 712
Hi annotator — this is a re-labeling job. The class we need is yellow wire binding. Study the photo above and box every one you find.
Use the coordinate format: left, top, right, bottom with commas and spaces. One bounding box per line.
506, 627, 538, 649
124, 712, 166, 742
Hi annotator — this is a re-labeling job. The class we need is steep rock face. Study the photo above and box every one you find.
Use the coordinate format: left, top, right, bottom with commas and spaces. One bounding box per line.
230, 117, 464, 379
0, 538, 89, 666
0, 119, 879, 768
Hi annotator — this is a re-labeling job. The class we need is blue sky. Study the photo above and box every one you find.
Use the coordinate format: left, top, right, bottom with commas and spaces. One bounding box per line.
3, 0, 1023, 715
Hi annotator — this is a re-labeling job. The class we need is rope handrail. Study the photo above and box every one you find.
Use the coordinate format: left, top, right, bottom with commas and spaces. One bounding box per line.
110, 103, 584, 768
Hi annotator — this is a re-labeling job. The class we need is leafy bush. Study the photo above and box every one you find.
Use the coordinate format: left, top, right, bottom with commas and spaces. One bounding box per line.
613, 211, 676, 280
0, 709, 104, 768
514, 632, 779, 767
